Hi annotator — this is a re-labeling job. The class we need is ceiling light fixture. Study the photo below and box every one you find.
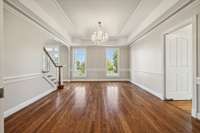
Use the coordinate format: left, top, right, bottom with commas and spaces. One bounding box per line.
91, 21, 109, 44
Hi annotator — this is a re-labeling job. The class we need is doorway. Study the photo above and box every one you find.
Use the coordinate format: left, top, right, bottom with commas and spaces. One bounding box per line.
164, 24, 193, 114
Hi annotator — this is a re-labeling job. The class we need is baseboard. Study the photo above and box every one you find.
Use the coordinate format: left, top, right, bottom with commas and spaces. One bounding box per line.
66, 79, 130, 82
192, 108, 197, 118
63, 79, 70, 82
4, 88, 56, 118
130, 80, 164, 100
191, 108, 200, 120
196, 113, 200, 120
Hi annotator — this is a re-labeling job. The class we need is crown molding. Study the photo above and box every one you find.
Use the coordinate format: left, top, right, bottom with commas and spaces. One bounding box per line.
119, 0, 142, 35
52, 0, 74, 28
4, 0, 71, 47
71, 38, 129, 47
128, 0, 199, 47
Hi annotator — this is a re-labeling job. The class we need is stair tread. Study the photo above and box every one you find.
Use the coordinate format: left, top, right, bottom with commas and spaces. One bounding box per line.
51, 78, 57, 81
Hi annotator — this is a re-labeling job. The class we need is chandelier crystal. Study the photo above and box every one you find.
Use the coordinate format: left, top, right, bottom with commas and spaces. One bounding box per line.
91, 21, 109, 44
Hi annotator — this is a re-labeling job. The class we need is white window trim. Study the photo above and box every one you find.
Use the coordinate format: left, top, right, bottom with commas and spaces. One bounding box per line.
72, 48, 87, 78
106, 48, 120, 77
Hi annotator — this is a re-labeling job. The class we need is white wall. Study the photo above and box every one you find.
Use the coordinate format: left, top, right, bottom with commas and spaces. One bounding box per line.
130, 34, 163, 98
130, 2, 200, 99
71, 46, 130, 81
0, 0, 3, 87
3, 5, 57, 117
60, 45, 68, 81
197, 12, 200, 116
0, 0, 4, 132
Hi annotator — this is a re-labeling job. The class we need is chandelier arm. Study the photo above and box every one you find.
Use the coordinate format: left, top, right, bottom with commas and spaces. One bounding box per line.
91, 22, 109, 43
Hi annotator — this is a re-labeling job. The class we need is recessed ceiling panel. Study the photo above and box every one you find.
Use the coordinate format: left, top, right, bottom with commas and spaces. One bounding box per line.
57, 0, 141, 37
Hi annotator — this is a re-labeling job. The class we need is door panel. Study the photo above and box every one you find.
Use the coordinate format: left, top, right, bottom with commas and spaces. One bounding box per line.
166, 29, 192, 100
177, 38, 188, 66
166, 37, 177, 93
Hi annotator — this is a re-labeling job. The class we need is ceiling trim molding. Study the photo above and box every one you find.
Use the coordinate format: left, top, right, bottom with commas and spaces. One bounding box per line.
71, 44, 129, 48
128, 0, 199, 47
119, 0, 143, 34
71, 43, 129, 47
119, 0, 142, 34
4, 0, 71, 47
52, 0, 75, 28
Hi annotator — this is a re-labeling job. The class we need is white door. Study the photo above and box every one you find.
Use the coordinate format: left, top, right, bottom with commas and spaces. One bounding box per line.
166, 26, 192, 100
0, 0, 4, 132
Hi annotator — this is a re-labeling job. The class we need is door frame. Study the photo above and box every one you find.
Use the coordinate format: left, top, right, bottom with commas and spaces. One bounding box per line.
162, 18, 197, 116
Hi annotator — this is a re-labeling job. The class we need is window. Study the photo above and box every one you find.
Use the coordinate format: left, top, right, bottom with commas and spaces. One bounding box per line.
106, 48, 120, 76
73, 48, 86, 77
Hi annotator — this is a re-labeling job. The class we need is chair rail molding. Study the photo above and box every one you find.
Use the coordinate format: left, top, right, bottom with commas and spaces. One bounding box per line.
70, 68, 130, 72
3, 73, 42, 84
196, 77, 200, 85
69, 79, 130, 82
133, 70, 163, 76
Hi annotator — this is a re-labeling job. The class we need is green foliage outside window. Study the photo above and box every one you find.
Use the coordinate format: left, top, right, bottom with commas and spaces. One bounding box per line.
73, 48, 86, 77
75, 60, 85, 76
106, 49, 119, 75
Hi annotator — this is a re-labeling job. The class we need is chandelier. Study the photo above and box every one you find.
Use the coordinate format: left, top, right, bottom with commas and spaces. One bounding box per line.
91, 21, 109, 44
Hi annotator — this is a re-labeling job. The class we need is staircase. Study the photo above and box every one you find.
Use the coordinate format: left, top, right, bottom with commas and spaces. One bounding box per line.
42, 47, 64, 89
43, 73, 58, 88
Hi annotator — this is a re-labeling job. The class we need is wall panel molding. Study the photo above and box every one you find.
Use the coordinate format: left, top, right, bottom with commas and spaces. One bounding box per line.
4, 88, 55, 118
133, 70, 163, 76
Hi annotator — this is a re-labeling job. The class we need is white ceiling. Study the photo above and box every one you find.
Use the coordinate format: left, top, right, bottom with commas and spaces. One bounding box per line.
8, 0, 185, 46
120, 0, 162, 36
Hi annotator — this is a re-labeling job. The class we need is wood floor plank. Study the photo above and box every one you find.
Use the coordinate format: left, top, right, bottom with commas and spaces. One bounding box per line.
167, 100, 192, 113
4, 82, 200, 133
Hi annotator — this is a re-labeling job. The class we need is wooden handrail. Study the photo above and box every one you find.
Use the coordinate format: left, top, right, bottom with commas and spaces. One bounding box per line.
43, 47, 57, 67
43, 47, 64, 89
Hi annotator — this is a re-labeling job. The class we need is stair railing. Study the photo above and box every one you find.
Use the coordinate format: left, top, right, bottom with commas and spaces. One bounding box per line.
43, 47, 64, 89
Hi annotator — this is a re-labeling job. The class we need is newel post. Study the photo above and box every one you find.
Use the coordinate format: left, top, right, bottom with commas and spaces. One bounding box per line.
58, 65, 64, 89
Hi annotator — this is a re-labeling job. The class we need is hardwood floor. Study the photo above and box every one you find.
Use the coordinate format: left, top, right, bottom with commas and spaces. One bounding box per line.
167, 100, 192, 113
5, 82, 200, 133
